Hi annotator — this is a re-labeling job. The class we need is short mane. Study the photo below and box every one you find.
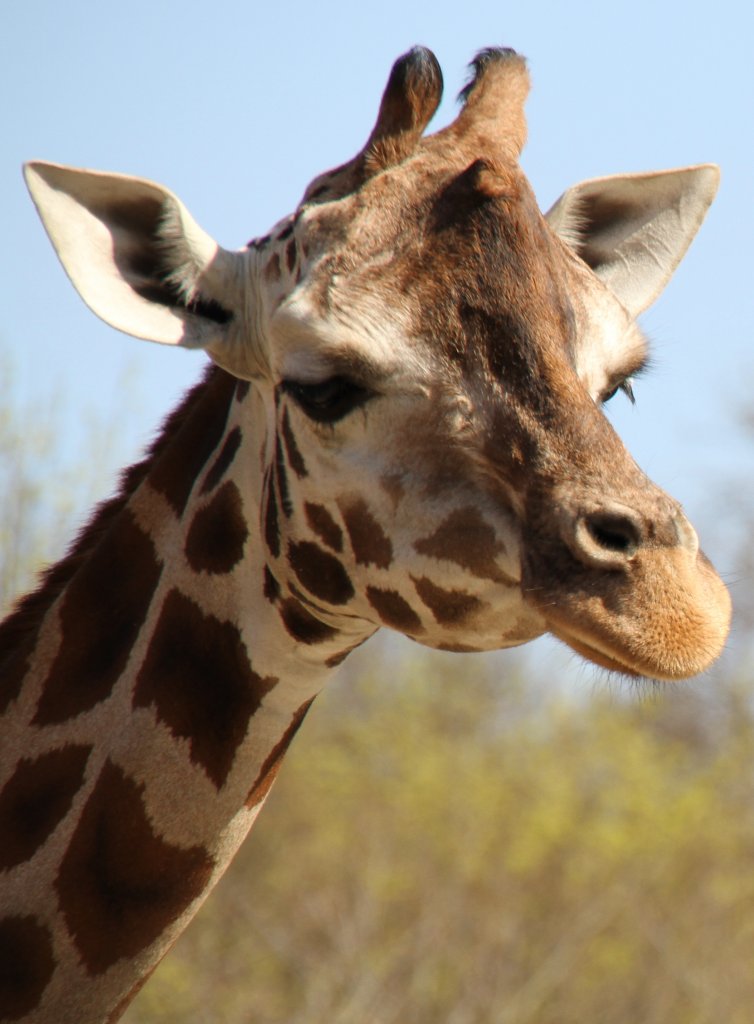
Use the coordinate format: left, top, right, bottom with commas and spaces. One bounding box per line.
0, 364, 235, 710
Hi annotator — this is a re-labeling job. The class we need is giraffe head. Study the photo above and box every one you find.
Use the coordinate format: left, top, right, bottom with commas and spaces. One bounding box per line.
25, 47, 730, 680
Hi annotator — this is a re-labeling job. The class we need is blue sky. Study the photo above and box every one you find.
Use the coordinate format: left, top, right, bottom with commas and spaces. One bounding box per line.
3, 0, 753, 682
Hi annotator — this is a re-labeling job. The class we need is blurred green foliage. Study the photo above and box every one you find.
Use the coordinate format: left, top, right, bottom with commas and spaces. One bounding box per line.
0, 348, 139, 614
124, 661, 754, 1024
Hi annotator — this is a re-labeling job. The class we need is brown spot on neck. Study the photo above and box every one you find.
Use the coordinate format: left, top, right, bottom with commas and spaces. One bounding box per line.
288, 542, 354, 606
134, 590, 277, 789
150, 369, 237, 517
0, 634, 36, 717
324, 642, 366, 668
0, 367, 234, 716
184, 481, 249, 575
33, 510, 162, 725
245, 698, 315, 808
55, 760, 214, 976
200, 426, 242, 495
278, 597, 339, 645
0, 916, 55, 1019
0, 744, 92, 870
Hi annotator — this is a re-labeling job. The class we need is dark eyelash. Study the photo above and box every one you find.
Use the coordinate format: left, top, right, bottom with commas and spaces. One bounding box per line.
280, 376, 373, 424
603, 377, 636, 405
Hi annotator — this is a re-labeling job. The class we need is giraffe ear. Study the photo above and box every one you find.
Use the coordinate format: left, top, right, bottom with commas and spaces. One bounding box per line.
545, 164, 719, 317
24, 161, 247, 355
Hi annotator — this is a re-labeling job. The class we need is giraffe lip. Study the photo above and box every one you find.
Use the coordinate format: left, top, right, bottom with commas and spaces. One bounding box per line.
548, 625, 644, 678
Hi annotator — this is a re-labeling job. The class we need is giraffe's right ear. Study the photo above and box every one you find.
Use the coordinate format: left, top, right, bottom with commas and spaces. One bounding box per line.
545, 165, 719, 318
24, 161, 257, 370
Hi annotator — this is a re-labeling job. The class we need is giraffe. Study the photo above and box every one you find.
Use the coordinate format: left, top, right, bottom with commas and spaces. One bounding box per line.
0, 46, 730, 1023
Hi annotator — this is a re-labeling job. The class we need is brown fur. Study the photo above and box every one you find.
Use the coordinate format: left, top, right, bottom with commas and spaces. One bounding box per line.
133, 590, 277, 789
245, 698, 315, 809
0, 367, 232, 714
56, 760, 214, 974
0, 745, 92, 870
184, 481, 248, 574
0, 916, 55, 1019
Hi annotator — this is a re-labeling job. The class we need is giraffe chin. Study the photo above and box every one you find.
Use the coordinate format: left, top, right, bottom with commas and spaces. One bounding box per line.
550, 630, 644, 678
547, 607, 730, 683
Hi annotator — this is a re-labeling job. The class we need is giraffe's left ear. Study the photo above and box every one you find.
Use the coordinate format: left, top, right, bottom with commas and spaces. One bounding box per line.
24, 161, 257, 370
545, 164, 719, 317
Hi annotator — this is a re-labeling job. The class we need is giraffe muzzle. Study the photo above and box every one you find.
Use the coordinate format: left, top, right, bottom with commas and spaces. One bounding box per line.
560, 499, 696, 572
522, 489, 729, 679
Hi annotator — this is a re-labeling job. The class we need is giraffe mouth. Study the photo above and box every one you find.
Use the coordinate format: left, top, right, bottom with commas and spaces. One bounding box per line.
550, 627, 644, 678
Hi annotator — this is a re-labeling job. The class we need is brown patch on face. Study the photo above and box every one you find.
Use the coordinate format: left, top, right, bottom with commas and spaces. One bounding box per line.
366, 585, 423, 633
0, 915, 55, 1019
0, 745, 91, 871
305, 502, 343, 552
150, 369, 236, 516
339, 498, 393, 568
56, 760, 214, 975
184, 481, 248, 575
200, 427, 242, 495
134, 590, 277, 789
414, 506, 513, 584
281, 407, 307, 478
245, 698, 314, 808
235, 380, 250, 402
285, 238, 298, 275
264, 473, 281, 558
264, 252, 281, 282
278, 598, 339, 645
412, 575, 482, 626
34, 510, 162, 726
288, 542, 354, 605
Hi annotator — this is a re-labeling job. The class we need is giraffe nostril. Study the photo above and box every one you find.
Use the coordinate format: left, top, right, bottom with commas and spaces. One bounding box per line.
583, 512, 641, 558
566, 506, 644, 570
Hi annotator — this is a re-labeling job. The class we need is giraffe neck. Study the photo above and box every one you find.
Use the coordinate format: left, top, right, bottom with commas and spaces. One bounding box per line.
0, 366, 373, 1024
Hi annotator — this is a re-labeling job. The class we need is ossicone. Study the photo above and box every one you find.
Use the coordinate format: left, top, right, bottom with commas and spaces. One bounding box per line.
450, 47, 530, 160
364, 46, 444, 172
302, 46, 443, 204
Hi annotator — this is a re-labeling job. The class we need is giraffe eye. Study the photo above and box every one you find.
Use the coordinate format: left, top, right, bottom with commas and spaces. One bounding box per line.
281, 376, 372, 424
